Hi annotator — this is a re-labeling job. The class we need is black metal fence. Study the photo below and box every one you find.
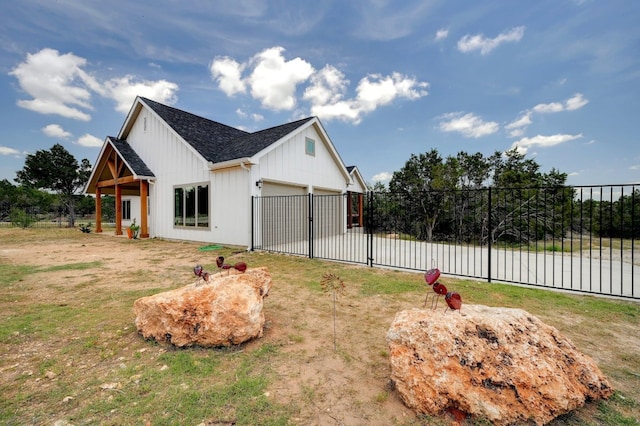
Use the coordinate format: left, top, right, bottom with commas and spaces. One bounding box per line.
0, 206, 69, 228
252, 185, 639, 300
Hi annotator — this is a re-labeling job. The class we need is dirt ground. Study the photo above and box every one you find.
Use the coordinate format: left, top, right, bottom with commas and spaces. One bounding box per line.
1, 229, 639, 425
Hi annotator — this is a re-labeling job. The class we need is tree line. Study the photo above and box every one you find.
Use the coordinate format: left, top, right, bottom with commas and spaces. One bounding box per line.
368, 148, 638, 243
0, 143, 114, 227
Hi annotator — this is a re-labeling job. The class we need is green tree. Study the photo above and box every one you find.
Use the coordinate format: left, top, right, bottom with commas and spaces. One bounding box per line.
383, 147, 572, 245
15, 144, 91, 227
491, 148, 542, 187
0, 178, 57, 222
389, 149, 445, 241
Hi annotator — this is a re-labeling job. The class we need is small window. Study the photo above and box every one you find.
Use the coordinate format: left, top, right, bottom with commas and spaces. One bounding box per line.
305, 137, 315, 156
122, 200, 131, 220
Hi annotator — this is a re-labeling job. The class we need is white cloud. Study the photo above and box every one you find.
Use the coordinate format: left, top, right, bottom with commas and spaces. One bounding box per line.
76, 134, 103, 147
76, 133, 103, 148
212, 47, 317, 111
507, 93, 589, 138
372, 172, 392, 182
438, 112, 499, 138
435, 28, 449, 41
308, 72, 428, 124
236, 108, 264, 124
42, 124, 72, 139
510, 133, 583, 154
532, 101, 564, 113
210, 56, 246, 96
0, 146, 21, 156
629, 165, 640, 170
10, 48, 180, 119
303, 65, 348, 106
565, 93, 589, 110
247, 46, 314, 110
457, 26, 525, 55
533, 93, 588, 114
9, 48, 93, 121
210, 46, 428, 124
505, 112, 532, 137
103, 76, 178, 113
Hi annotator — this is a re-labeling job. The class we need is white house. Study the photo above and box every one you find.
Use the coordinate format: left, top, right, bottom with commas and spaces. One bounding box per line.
84, 97, 367, 248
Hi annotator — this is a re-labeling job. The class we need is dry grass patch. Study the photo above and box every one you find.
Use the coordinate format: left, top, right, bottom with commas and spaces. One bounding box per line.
1, 228, 639, 425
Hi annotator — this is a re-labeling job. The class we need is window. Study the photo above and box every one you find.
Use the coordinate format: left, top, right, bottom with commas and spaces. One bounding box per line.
305, 137, 315, 156
122, 200, 131, 220
174, 183, 209, 228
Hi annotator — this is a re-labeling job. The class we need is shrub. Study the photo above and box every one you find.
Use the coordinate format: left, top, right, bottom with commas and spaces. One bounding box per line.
10, 208, 33, 229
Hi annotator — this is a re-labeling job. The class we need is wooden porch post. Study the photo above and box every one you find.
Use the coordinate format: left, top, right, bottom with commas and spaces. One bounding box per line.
140, 180, 149, 238
115, 184, 123, 235
95, 187, 103, 233
358, 193, 364, 227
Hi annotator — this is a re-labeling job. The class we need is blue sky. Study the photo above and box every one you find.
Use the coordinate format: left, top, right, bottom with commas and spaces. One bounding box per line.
1, 0, 639, 187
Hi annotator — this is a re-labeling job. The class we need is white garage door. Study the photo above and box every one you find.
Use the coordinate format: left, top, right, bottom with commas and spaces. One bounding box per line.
261, 182, 306, 196
258, 182, 309, 251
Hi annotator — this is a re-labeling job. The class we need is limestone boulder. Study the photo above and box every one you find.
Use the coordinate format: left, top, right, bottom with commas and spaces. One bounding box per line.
134, 267, 272, 347
386, 305, 612, 425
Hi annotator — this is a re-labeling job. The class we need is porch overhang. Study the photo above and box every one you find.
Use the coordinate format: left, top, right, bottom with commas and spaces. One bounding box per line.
84, 137, 155, 238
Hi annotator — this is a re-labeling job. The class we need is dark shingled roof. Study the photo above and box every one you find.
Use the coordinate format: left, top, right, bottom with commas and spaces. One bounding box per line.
108, 137, 155, 177
140, 97, 315, 164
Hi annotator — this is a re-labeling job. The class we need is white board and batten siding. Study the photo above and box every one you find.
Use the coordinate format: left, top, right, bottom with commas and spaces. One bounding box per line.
210, 165, 252, 246
254, 122, 349, 245
125, 106, 243, 244
256, 123, 347, 195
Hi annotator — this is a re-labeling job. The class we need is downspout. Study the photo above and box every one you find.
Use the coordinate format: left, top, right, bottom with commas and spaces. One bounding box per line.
240, 161, 253, 252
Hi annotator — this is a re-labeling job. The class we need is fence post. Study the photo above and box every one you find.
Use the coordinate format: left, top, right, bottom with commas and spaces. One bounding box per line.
250, 196, 255, 251
487, 187, 492, 283
308, 193, 313, 259
367, 191, 374, 267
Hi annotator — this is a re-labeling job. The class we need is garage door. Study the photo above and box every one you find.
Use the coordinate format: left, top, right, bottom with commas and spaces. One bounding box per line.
311, 189, 344, 238
258, 183, 309, 252
261, 182, 306, 196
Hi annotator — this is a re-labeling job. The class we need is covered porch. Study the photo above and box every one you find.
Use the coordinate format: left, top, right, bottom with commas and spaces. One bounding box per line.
84, 137, 155, 238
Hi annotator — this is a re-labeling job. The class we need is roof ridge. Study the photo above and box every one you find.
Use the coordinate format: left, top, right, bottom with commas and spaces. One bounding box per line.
139, 97, 247, 134
137, 97, 318, 164
249, 116, 315, 135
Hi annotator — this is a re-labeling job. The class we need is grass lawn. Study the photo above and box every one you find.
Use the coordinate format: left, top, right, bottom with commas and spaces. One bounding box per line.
0, 228, 638, 425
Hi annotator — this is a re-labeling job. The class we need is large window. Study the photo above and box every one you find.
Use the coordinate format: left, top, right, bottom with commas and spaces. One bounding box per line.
174, 183, 209, 228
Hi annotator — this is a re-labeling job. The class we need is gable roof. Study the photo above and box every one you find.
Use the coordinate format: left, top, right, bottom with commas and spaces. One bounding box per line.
108, 137, 154, 178
346, 165, 368, 193
218, 117, 316, 163
138, 97, 315, 164
83, 136, 155, 195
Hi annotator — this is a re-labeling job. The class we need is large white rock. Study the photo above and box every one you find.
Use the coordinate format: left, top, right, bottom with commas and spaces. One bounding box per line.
134, 267, 272, 347
386, 305, 613, 425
